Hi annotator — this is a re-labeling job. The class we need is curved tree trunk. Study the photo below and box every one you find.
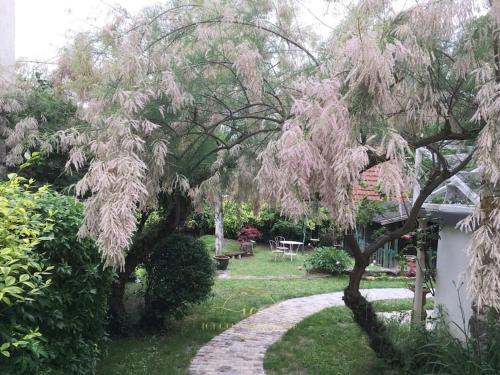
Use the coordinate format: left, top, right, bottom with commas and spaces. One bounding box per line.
109, 245, 143, 334
343, 256, 402, 367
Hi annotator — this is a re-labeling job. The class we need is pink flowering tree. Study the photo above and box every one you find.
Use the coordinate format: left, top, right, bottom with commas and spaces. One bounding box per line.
3, 0, 498, 345
257, 0, 498, 361
43, 1, 317, 326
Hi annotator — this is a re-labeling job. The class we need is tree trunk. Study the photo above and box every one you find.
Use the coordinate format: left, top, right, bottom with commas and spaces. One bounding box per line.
413, 220, 426, 323
108, 245, 142, 334
108, 194, 192, 334
214, 181, 224, 256
343, 250, 402, 367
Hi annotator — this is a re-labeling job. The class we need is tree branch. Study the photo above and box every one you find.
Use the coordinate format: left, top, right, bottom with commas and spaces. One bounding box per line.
364, 148, 476, 257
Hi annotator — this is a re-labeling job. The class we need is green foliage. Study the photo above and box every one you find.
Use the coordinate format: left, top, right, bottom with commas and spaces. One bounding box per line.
304, 247, 352, 275
270, 219, 304, 241
187, 201, 315, 241
28, 192, 113, 375
222, 201, 255, 238
356, 197, 392, 227
188, 201, 259, 239
0, 177, 113, 375
387, 314, 500, 375
0, 175, 54, 360
11, 76, 81, 191
144, 234, 215, 325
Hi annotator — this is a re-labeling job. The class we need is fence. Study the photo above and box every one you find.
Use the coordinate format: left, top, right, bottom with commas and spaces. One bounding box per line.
370, 246, 398, 269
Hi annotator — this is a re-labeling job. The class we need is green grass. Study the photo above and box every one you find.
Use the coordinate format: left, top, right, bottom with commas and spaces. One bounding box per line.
224, 247, 308, 277
200, 235, 308, 277
264, 299, 435, 375
96, 236, 410, 375
199, 235, 400, 277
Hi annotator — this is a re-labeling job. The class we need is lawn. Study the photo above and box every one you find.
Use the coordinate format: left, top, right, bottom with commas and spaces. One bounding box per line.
264, 299, 435, 375
198, 235, 389, 277
96, 236, 412, 375
200, 235, 309, 277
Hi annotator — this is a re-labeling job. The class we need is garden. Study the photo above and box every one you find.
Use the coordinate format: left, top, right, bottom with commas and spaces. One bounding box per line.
1, 0, 500, 374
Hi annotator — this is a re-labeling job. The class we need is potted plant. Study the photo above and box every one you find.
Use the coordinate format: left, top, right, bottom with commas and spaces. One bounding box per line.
214, 255, 230, 270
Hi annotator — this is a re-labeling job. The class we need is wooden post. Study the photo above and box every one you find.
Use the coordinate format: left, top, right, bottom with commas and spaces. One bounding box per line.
413, 219, 427, 323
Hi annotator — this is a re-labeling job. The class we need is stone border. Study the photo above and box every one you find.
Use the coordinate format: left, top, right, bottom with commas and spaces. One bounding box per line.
189, 288, 414, 375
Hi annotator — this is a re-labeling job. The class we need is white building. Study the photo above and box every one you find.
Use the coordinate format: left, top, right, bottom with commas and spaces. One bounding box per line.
424, 204, 474, 340
0, 0, 15, 73
414, 147, 478, 339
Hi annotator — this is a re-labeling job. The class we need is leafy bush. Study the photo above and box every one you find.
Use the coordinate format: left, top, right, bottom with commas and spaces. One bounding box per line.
304, 247, 352, 275
144, 234, 214, 325
186, 207, 213, 236
386, 313, 500, 375
0, 175, 54, 361
0, 176, 113, 375
29, 192, 113, 375
270, 219, 304, 241
236, 225, 263, 242
187, 201, 322, 242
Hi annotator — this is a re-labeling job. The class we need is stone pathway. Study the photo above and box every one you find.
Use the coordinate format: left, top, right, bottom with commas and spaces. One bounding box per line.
189, 288, 414, 375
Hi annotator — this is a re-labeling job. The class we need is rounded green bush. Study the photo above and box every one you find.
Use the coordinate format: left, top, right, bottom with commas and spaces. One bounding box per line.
144, 234, 215, 325
304, 247, 352, 275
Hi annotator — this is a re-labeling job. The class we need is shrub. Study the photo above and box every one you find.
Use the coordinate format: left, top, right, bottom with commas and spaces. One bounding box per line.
0, 176, 113, 375
304, 247, 352, 275
386, 313, 500, 375
0, 175, 54, 362
29, 192, 113, 375
236, 225, 263, 242
270, 219, 303, 241
144, 234, 214, 325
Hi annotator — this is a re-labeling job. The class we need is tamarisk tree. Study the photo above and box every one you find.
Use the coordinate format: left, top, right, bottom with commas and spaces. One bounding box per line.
49, 0, 314, 326
257, 0, 498, 362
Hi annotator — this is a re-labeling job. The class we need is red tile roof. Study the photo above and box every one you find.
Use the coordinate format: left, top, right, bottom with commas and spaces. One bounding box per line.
353, 165, 382, 201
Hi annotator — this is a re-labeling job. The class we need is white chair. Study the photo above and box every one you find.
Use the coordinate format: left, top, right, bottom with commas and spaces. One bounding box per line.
275, 236, 285, 246
269, 240, 285, 261
274, 238, 288, 251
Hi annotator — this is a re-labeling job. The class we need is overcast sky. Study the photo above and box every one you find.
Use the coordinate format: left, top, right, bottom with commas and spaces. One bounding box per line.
15, 0, 344, 63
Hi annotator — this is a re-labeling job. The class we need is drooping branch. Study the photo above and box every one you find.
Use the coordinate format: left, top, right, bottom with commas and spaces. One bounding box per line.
147, 18, 320, 67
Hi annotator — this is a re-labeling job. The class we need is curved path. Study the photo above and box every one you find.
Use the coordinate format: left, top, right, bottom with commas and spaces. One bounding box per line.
189, 288, 413, 375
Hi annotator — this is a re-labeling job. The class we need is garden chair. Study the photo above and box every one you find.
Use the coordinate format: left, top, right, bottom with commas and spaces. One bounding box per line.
269, 240, 285, 261
275, 236, 285, 246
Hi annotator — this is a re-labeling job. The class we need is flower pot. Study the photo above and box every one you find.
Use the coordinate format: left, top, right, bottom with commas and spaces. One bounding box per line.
214, 256, 230, 270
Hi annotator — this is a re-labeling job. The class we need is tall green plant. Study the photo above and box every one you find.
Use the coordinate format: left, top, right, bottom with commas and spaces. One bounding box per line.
0, 174, 113, 374
0, 174, 54, 359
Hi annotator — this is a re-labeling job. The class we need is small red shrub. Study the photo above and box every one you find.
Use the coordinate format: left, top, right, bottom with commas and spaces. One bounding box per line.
236, 225, 263, 242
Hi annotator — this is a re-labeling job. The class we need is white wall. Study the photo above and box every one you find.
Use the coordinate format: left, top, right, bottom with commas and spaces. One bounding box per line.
0, 0, 15, 72
435, 225, 473, 340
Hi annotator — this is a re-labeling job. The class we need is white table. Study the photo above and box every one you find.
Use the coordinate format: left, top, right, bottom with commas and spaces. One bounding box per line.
279, 241, 304, 260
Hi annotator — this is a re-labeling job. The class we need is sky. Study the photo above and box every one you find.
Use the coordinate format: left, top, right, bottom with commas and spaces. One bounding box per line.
15, 0, 160, 62
14, 0, 344, 63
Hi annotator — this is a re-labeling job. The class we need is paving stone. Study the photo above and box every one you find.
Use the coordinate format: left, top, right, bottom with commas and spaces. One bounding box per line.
188, 288, 413, 375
